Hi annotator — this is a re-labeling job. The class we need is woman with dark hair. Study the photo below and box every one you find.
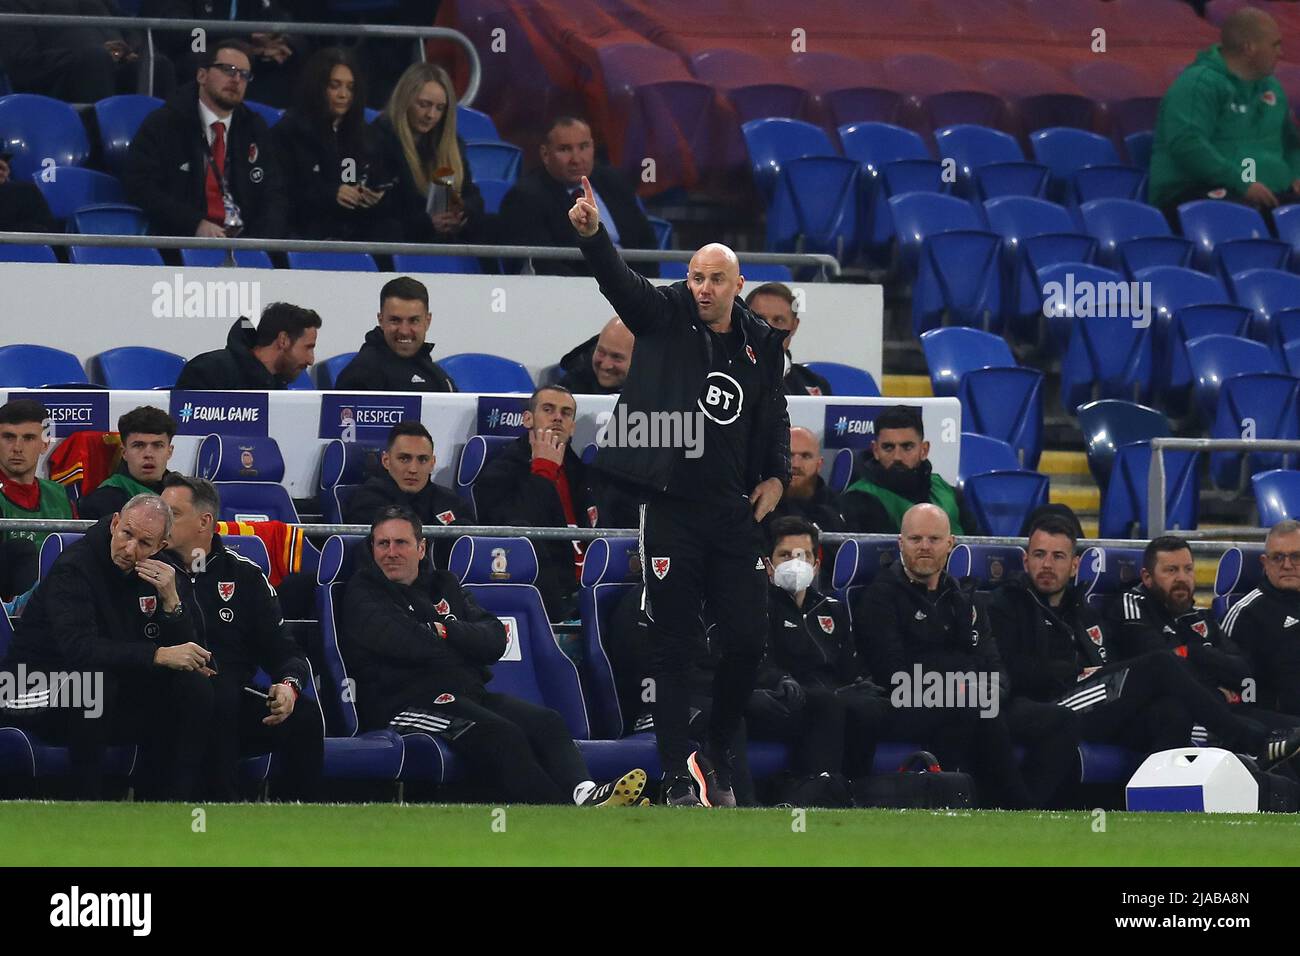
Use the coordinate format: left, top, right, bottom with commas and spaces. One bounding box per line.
271, 47, 401, 241
371, 62, 486, 243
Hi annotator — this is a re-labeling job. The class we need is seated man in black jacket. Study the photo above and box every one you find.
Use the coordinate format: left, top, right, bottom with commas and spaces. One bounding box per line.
555, 316, 634, 395
343, 421, 474, 568
1222, 520, 1300, 716
498, 116, 658, 277
78, 406, 178, 521
0, 495, 215, 800
475, 386, 595, 621
177, 302, 320, 391
334, 277, 456, 393
840, 405, 981, 535
163, 475, 324, 801
991, 517, 1300, 766
124, 39, 287, 239
744, 283, 832, 397
341, 506, 646, 805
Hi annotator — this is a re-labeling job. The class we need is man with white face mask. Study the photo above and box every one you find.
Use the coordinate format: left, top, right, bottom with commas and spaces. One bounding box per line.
753, 517, 888, 792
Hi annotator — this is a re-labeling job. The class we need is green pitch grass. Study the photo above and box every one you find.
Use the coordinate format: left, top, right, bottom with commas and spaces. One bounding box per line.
4, 802, 1300, 865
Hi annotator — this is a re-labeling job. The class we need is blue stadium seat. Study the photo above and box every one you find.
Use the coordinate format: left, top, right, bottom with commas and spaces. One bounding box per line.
933, 124, 1047, 199
963, 470, 1049, 537
0, 244, 56, 263
438, 352, 534, 392
314, 352, 357, 390
920, 326, 1016, 397
1177, 200, 1289, 278
286, 251, 376, 271
838, 121, 932, 251
831, 538, 900, 628
0, 94, 91, 182
1284, 340, 1300, 378
465, 141, 522, 182
70, 203, 147, 236
888, 191, 981, 273
1135, 265, 1235, 402
1072, 165, 1147, 203
457, 105, 500, 142
576, 536, 641, 740
32, 167, 124, 224
956, 432, 1019, 490
1213, 544, 1266, 619
741, 117, 837, 204
880, 159, 946, 197
826, 446, 854, 493
1227, 268, 1300, 346
1028, 127, 1140, 204
1059, 308, 1153, 412
179, 247, 274, 269
982, 196, 1094, 333
1252, 469, 1300, 527
476, 178, 511, 216
0, 344, 85, 387
286, 370, 313, 391
765, 156, 861, 261
1185, 334, 1282, 424
646, 215, 673, 250
195, 434, 300, 523
1034, 261, 1127, 357
1277, 309, 1300, 350
1272, 203, 1300, 269
1075, 545, 1145, 611
1076, 198, 1194, 274
1099, 441, 1199, 538
317, 438, 382, 524
1123, 130, 1154, 170
800, 361, 878, 396
94, 94, 163, 177
1076, 399, 1170, 488
1207, 372, 1300, 489
456, 434, 513, 515
68, 245, 162, 266
88, 346, 184, 389
243, 100, 283, 127
391, 253, 482, 274
957, 365, 1044, 469
946, 542, 1025, 588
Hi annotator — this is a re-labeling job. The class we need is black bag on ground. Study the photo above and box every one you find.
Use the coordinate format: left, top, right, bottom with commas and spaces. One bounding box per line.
852, 751, 974, 809
1238, 755, 1300, 812
770, 771, 853, 808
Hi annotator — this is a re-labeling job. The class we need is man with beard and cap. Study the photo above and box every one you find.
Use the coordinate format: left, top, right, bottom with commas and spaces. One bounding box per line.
840, 405, 981, 535
555, 316, 635, 395
1222, 520, 1300, 716
744, 283, 832, 396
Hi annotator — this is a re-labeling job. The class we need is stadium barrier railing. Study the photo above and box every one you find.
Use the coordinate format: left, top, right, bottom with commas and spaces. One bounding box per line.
0, 12, 481, 104
1147, 438, 1300, 537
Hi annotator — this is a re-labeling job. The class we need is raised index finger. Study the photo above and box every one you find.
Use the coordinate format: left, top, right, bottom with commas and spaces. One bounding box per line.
581, 175, 594, 205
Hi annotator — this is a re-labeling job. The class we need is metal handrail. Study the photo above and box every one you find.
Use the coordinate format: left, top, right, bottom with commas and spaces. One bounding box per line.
0, 12, 481, 104
0, 231, 844, 276
1147, 437, 1300, 537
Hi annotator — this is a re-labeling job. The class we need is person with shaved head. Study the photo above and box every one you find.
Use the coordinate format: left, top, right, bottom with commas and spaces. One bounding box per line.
1150, 6, 1300, 223
571, 177, 791, 807
556, 315, 636, 394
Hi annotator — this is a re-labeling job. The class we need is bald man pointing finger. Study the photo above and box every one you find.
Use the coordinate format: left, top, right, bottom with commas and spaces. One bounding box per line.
572, 176, 791, 807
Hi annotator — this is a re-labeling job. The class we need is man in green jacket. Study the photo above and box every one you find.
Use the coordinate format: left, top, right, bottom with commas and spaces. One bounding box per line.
77, 406, 178, 521
0, 399, 75, 557
1149, 8, 1300, 221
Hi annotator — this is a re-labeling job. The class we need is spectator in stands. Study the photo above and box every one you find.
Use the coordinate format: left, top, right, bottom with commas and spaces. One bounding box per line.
142, 0, 306, 108
371, 63, 486, 244
498, 116, 659, 277
0, 0, 174, 100
555, 316, 635, 394
161, 474, 323, 801
272, 47, 401, 242
0, 400, 75, 558
1222, 520, 1300, 716
474, 386, 595, 621
0, 153, 56, 234
744, 283, 832, 397
839, 405, 981, 535
1, 495, 215, 800
176, 302, 320, 390
343, 421, 474, 569
334, 277, 456, 392
991, 516, 1300, 768
853, 503, 1070, 808
1149, 7, 1300, 223
125, 39, 288, 239
77, 407, 178, 521
341, 505, 648, 805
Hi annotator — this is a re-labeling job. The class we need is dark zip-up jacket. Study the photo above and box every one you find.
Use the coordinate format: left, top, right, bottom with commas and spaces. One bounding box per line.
176, 318, 287, 391
6, 517, 197, 672
177, 533, 310, 689
333, 327, 457, 393
341, 545, 507, 730
987, 575, 1109, 702
75, 464, 173, 521
577, 223, 790, 494
763, 584, 860, 690
1220, 579, 1300, 713
343, 472, 474, 569
555, 335, 619, 395
124, 82, 287, 238
784, 359, 833, 396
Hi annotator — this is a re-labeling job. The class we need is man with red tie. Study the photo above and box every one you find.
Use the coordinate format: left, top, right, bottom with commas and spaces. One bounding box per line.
126, 39, 287, 238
